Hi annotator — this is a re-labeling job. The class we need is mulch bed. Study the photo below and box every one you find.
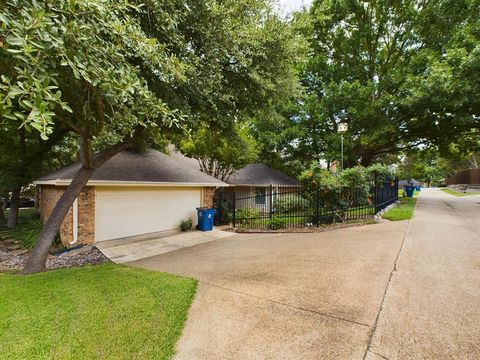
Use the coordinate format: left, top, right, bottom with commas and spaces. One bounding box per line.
0, 239, 110, 273
227, 219, 376, 234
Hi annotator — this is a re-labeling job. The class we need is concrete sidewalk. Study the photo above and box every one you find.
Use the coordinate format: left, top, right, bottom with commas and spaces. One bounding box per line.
367, 189, 480, 359
96, 229, 236, 263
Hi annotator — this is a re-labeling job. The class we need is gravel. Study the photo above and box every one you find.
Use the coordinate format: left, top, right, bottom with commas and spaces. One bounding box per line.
0, 242, 110, 273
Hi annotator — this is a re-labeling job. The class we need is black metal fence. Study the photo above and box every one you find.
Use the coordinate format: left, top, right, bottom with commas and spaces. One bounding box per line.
215, 178, 398, 230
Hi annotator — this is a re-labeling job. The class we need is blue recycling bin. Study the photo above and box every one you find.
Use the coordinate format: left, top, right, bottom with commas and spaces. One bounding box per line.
415, 185, 421, 191
196, 208, 216, 231
404, 186, 415, 198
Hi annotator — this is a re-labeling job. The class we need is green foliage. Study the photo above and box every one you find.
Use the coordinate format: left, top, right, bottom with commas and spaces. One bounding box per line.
235, 208, 260, 226
0, 0, 180, 140
383, 198, 417, 221
12, 219, 43, 249
274, 194, 307, 213
0, 209, 60, 249
299, 164, 393, 216
441, 188, 480, 197
366, 164, 396, 182
0, 264, 197, 359
267, 216, 287, 230
293, 0, 480, 166
179, 218, 193, 232
180, 124, 259, 181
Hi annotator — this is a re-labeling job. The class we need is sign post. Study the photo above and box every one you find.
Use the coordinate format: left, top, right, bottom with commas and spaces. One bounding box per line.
337, 123, 348, 171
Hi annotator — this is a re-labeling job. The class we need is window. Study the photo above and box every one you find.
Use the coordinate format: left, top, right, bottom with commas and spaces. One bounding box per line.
254, 187, 266, 205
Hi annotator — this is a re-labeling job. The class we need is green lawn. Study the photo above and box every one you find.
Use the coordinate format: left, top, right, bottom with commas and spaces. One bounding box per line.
383, 197, 417, 221
0, 264, 197, 360
440, 188, 480, 197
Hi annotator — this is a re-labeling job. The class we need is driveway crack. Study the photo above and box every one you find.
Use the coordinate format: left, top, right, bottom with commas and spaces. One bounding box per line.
362, 219, 411, 360
201, 280, 371, 328
366, 350, 391, 360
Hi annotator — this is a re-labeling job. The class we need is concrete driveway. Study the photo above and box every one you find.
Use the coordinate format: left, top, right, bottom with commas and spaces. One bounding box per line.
130, 188, 480, 359
130, 221, 408, 359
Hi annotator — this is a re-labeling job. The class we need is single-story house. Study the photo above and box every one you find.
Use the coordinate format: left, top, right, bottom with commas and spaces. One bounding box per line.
224, 163, 299, 210
35, 149, 225, 245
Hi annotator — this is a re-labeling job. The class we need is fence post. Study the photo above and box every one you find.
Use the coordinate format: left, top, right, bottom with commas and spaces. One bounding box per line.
315, 184, 320, 227
232, 191, 236, 228
395, 177, 399, 202
269, 184, 273, 221
373, 173, 378, 213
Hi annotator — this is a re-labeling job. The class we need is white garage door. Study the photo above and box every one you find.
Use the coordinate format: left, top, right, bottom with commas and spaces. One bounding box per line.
95, 187, 201, 242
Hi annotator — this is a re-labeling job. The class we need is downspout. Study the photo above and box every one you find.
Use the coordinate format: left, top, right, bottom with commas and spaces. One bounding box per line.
71, 198, 78, 244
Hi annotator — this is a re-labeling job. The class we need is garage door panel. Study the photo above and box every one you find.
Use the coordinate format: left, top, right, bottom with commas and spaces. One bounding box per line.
95, 188, 201, 242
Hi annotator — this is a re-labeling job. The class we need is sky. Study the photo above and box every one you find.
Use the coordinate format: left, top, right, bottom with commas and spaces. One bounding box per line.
276, 0, 313, 15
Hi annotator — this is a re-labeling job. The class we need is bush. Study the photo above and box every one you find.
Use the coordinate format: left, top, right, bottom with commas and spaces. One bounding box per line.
179, 218, 193, 232
267, 216, 287, 230
13, 219, 43, 249
366, 163, 395, 182
274, 194, 307, 213
235, 208, 259, 226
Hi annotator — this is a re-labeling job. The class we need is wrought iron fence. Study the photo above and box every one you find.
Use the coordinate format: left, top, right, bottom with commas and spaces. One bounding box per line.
215, 178, 398, 230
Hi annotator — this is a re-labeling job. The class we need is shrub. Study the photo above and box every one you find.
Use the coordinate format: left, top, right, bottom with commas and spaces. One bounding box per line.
274, 194, 307, 213
13, 219, 43, 249
267, 216, 287, 230
235, 208, 259, 226
179, 218, 193, 232
366, 163, 395, 181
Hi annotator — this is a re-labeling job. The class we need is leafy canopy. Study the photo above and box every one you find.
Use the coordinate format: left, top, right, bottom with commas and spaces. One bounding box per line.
179, 124, 259, 181
294, 0, 480, 166
0, 0, 182, 144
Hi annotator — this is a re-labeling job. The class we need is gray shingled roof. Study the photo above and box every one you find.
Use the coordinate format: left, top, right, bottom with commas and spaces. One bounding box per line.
227, 163, 298, 186
36, 149, 225, 185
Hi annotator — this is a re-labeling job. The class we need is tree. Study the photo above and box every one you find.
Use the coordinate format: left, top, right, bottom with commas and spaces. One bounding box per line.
0, 125, 68, 227
297, 0, 479, 167
1, 0, 304, 273
179, 124, 259, 181
1, 1, 182, 273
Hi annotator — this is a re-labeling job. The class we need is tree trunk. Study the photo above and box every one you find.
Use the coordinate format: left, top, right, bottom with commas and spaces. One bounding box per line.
7, 187, 21, 228
22, 135, 138, 274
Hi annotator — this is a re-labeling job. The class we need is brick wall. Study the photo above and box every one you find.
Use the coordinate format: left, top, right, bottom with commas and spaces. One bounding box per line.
40, 186, 73, 244
203, 187, 216, 208
39, 185, 95, 246
77, 187, 95, 244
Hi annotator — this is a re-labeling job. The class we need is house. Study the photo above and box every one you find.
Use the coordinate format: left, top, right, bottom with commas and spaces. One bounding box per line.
224, 163, 298, 210
35, 149, 225, 245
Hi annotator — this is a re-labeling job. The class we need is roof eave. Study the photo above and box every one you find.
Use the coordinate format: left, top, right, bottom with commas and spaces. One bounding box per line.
227, 183, 299, 187
34, 179, 230, 187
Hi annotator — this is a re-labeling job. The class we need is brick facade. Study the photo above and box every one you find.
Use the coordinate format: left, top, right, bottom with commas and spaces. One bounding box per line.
203, 187, 216, 208
39, 185, 95, 246
40, 186, 74, 244
77, 187, 95, 244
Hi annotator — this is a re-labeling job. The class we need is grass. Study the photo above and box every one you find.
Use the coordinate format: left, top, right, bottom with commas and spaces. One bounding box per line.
440, 188, 480, 197
383, 197, 417, 221
0, 264, 197, 360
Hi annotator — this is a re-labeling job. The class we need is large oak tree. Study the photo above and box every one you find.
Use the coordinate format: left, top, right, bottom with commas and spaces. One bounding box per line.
296, 0, 480, 167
